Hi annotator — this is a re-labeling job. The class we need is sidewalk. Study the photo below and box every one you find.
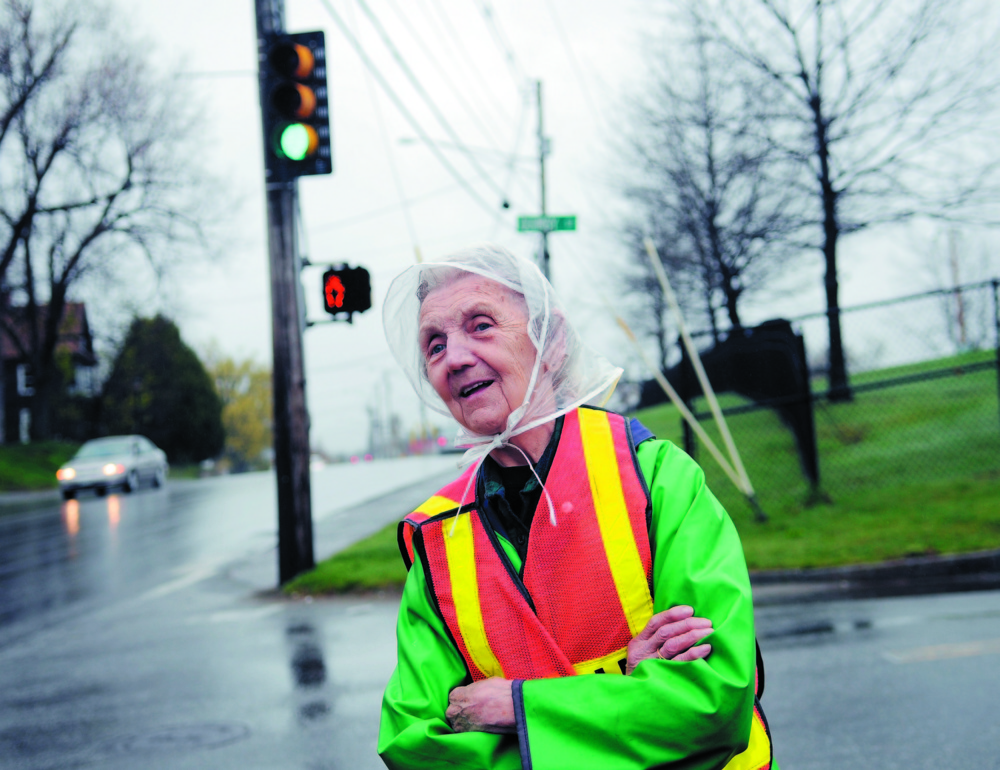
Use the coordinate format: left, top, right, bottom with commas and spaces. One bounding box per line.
0, 487, 61, 514
226, 467, 460, 594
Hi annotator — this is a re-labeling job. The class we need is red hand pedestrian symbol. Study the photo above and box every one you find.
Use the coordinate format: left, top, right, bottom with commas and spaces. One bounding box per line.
324, 275, 345, 309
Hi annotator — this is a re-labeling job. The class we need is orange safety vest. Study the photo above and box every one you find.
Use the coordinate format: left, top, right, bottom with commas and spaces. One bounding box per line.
399, 407, 772, 769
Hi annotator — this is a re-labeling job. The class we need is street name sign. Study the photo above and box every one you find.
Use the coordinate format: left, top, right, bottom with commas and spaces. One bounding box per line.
517, 215, 577, 233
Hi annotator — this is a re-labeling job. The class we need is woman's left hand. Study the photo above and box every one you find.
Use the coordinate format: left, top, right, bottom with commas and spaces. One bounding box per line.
626, 605, 714, 675
446, 677, 517, 734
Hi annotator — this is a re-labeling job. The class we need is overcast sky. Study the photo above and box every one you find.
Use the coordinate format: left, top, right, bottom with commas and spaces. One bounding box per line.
119, 0, 998, 457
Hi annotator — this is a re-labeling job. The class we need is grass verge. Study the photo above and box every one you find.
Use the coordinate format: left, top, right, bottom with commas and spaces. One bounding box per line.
0, 441, 79, 491
286, 351, 1000, 595
284, 521, 406, 595
167, 464, 204, 480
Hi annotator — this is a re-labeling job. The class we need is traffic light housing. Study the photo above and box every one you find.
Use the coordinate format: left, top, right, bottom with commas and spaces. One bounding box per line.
260, 30, 332, 182
323, 266, 371, 321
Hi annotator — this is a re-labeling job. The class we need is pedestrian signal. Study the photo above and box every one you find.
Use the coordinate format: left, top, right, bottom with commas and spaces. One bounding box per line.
322, 266, 371, 320
260, 30, 332, 181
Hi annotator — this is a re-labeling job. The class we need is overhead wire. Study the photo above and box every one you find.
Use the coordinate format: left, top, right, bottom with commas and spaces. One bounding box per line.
423, 0, 515, 128
352, 0, 511, 204
310, 182, 461, 233
493, 86, 534, 240
472, 0, 527, 88
535, 4, 645, 263
540, 0, 612, 138
315, 0, 506, 224
468, 0, 536, 224
345, 0, 423, 263
408, 0, 515, 133
383, 0, 509, 150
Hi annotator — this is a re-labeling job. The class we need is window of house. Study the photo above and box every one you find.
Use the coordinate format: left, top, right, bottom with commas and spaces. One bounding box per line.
16, 364, 35, 397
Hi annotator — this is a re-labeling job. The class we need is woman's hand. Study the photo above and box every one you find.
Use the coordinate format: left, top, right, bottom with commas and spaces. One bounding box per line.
447, 677, 516, 734
446, 606, 713, 732
626, 605, 713, 675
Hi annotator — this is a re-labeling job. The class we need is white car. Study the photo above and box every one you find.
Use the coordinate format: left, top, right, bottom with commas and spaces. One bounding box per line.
57, 435, 169, 499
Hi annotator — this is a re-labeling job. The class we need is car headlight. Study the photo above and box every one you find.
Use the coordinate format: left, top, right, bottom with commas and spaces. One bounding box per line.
57, 467, 76, 481
103, 463, 125, 476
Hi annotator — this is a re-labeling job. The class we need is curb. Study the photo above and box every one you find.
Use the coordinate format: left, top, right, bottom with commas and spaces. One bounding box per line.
0, 488, 62, 515
750, 549, 1000, 604
751, 548, 1000, 583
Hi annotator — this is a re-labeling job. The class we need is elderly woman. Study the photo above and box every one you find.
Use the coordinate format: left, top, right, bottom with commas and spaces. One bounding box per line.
378, 245, 774, 770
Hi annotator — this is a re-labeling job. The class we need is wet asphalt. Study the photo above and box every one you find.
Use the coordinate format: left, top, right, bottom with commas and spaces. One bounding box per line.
2, 460, 999, 769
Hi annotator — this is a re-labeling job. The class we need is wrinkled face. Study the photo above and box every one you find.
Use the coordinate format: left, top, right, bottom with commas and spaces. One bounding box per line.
418, 273, 536, 436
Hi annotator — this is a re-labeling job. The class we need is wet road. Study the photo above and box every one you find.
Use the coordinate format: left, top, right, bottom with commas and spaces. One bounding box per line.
2, 463, 999, 769
0, 457, 459, 770
756, 588, 1000, 769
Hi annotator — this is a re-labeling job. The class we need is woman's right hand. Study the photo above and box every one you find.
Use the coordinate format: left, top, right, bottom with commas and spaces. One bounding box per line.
625, 605, 713, 675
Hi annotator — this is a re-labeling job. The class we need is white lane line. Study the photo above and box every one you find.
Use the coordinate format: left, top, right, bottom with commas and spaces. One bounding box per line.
136, 566, 218, 602
186, 606, 283, 624
883, 637, 1000, 664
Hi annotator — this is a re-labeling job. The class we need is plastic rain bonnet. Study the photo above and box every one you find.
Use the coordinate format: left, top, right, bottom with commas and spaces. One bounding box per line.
383, 244, 622, 465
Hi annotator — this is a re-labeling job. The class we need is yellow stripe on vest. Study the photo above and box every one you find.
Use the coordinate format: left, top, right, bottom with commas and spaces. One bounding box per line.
441, 512, 505, 680
578, 409, 654, 638
573, 645, 628, 676
723, 705, 771, 770
417, 495, 463, 517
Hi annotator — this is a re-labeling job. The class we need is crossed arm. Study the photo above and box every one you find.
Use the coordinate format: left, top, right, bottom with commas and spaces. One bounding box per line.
446, 605, 714, 733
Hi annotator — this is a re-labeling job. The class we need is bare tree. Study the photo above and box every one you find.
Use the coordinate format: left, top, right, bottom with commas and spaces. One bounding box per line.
0, 0, 226, 440
699, 0, 1000, 400
619, 18, 802, 369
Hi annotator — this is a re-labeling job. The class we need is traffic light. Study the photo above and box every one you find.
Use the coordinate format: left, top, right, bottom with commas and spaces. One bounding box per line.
260, 30, 332, 182
323, 266, 371, 320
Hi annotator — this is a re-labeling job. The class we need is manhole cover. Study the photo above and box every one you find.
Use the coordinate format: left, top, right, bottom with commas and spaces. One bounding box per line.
106, 722, 250, 753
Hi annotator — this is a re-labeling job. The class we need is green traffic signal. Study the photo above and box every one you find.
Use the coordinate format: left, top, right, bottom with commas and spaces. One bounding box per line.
279, 123, 318, 161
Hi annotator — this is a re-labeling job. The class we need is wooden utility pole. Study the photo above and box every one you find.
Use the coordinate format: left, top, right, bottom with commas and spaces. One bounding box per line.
255, 0, 314, 584
536, 81, 550, 281
516, 81, 576, 280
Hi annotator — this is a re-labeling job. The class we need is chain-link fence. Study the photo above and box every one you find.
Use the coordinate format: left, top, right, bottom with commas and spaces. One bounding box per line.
650, 280, 1000, 516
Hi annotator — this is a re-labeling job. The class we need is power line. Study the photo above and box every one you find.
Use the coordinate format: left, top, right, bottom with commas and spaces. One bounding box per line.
310, 182, 460, 233
315, 0, 505, 223
472, 0, 526, 88
345, 0, 422, 261
304, 223, 513, 265
308, 351, 392, 375
409, 0, 515, 134
423, 0, 515, 128
540, 0, 610, 137
494, 85, 534, 240
352, 0, 510, 202
175, 70, 256, 78
383, 0, 510, 150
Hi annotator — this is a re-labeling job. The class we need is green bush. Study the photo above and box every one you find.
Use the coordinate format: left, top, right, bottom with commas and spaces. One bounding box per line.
0, 441, 79, 491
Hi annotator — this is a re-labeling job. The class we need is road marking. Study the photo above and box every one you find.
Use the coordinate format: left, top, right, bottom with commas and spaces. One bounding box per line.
186, 606, 283, 624
137, 566, 217, 602
883, 637, 1000, 664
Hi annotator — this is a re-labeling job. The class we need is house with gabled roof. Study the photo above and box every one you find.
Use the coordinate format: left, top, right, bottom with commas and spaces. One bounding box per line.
0, 297, 98, 443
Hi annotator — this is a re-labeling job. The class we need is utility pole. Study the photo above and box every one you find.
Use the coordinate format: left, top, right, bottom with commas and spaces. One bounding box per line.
536, 81, 550, 281
255, 0, 315, 584
516, 81, 576, 280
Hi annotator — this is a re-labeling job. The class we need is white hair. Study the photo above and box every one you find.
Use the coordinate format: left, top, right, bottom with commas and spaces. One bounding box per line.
383, 243, 622, 450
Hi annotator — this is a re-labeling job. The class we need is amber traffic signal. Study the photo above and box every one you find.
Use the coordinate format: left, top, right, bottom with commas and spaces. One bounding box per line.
260, 31, 332, 182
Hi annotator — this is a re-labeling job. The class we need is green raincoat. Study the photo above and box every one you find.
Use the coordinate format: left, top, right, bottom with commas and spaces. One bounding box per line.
379, 437, 773, 770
